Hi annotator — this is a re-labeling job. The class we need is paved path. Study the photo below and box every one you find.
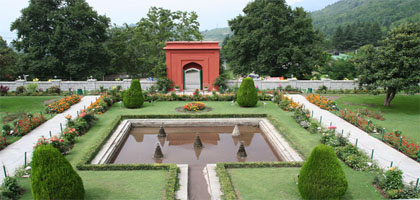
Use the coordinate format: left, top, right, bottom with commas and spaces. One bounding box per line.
0, 96, 99, 183
289, 95, 420, 183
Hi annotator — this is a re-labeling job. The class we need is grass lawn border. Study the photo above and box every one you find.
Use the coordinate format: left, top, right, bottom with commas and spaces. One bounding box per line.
216, 162, 304, 200
75, 113, 268, 200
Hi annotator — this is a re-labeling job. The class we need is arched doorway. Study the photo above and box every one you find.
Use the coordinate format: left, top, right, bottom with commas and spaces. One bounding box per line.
183, 63, 202, 91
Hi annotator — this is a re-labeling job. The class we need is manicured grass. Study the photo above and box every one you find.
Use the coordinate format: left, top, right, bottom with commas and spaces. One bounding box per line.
228, 163, 383, 200
333, 94, 420, 144
17, 170, 166, 200
0, 96, 61, 124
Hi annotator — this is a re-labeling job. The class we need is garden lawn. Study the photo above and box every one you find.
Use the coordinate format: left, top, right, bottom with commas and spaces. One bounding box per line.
0, 96, 61, 123
17, 170, 166, 200
228, 163, 383, 200
0, 96, 62, 145
17, 101, 381, 199
333, 94, 420, 144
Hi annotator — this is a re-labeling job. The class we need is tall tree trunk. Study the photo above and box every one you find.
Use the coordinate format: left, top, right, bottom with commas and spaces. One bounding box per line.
384, 88, 396, 107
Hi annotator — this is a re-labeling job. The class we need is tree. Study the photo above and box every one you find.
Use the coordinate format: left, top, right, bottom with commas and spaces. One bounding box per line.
332, 26, 344, 51
106, 7, 203, 78
11, 0, 110, 80
31, 144, 84, 199
0, 36, 20, 80
320, 58, 356, 80
236, 77, 258, 107
298, 144, 348, 199
354, 23, 420, 106
224, 0, 324, 79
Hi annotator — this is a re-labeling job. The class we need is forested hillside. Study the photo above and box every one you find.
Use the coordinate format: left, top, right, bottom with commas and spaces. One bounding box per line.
312, 0, 420, 36
201, 27, 232, 43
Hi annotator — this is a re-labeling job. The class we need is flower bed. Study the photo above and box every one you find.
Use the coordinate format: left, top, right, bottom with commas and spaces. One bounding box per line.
87, 94, 113, 114
45, 95, 82, 114
338, 108, 420, 162
306, 94, 336, 111
33, 136, 69, 153
11, 113, 46, 136
383, 132, 419, 159
339, 109, 375, 132
35, 94, 114, 153
275, 93, 302, 112
184, 102, 206, 112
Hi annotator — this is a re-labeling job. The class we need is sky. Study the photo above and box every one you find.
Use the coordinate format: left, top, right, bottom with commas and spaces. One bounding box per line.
0, 0, 303, 44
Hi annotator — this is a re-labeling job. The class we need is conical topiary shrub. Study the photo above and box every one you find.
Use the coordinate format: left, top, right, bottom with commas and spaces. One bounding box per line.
298, 144, 348, 199
30, 144, 85, 200
237, 77, 258, 107
123, 79, 144, 108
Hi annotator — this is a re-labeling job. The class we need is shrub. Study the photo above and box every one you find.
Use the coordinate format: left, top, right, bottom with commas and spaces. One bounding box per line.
298, 144, 348, 199
47, 85, 61, 94
381, 167, 404, 191
156, 77, 174, 93
1, 176, 22, 200
236, 77, 258, 107
123, 79, 144, 108
0, 136, 6, 150
30, 144, 84, 199
0, 85, 9, 96
25, 83, 38, 93
2, 124, 12, 134
15, 86, 26, 94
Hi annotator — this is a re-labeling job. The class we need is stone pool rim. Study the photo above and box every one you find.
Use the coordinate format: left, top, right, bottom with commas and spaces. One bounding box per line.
91, 118, 303, 165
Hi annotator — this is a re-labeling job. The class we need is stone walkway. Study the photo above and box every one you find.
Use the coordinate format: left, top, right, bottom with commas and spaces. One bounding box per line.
0, 96, 99, 183
289, 94, 420, 183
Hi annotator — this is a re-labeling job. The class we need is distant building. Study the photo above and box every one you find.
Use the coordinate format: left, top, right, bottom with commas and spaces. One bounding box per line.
164, 41, 220, 91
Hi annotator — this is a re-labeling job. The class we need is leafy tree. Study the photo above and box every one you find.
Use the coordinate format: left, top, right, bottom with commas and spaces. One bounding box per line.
319, 58, 356, 80
0, 36, 20, 80
11, 0, 110, 80
298, 144, 348, 199
354, 23, 420, 106
106, 7, 203, 78
224, 0, 324, 79
104, 25, 138, 76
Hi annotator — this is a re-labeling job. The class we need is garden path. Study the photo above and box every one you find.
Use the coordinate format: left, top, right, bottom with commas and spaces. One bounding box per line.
289, 94, 420, 184
0, 95, 99, 183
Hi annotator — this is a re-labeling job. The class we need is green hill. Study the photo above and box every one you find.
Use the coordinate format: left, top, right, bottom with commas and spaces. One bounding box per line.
201, 27, 232, 44
311, 0, 420, 36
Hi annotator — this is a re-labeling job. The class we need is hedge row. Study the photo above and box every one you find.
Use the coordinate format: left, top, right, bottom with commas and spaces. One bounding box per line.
77, 163, 179, 200
216, 162, 304, 200
120, 113, 267, 120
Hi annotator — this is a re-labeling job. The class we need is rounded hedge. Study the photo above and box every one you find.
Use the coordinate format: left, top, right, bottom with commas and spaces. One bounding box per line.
298, 144, 348, 199
30, 144, 85, 200
237, 77, 258, 107
123, 79, 144, 108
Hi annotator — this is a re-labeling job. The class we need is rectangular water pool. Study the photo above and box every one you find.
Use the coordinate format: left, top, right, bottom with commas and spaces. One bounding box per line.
111, 126, 282, 164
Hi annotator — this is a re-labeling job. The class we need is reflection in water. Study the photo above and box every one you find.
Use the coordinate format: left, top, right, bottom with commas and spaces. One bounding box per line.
112, 126, 281, 164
